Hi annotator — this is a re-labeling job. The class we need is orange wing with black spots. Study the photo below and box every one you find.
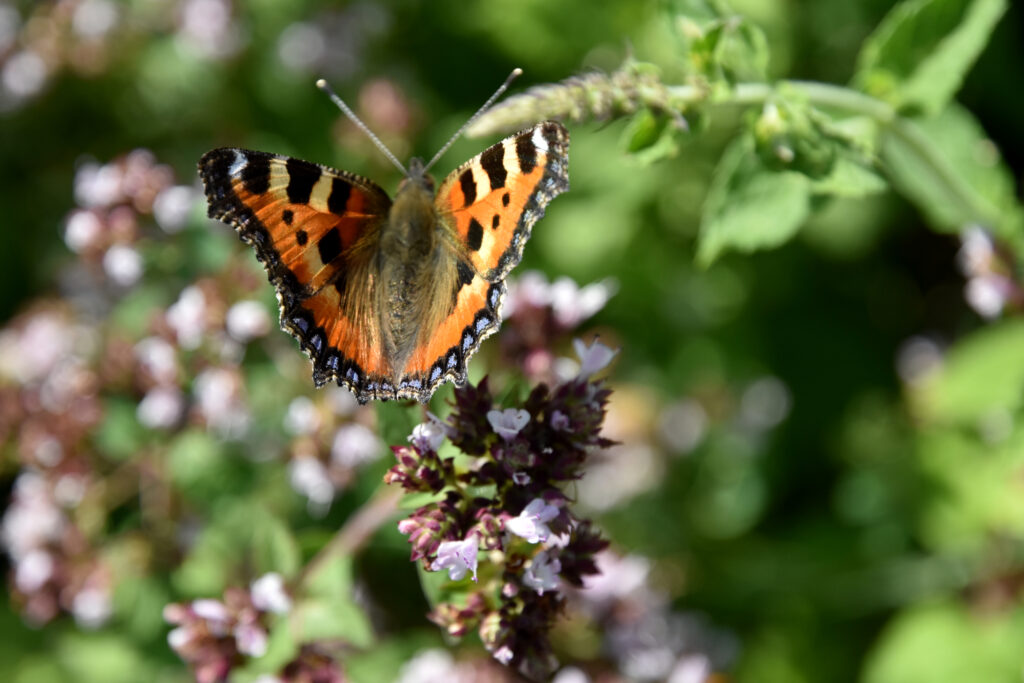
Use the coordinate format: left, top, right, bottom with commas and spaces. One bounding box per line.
387, 121, 569, 397
435, 121, 569, 281
198, 148, 393, 392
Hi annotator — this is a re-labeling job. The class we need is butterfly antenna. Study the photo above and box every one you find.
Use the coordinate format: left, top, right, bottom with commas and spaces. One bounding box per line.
422, 67, 523, 174
316, 78, 409, 176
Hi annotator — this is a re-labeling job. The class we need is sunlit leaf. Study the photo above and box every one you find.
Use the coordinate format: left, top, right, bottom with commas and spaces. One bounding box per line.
697, 136, 811, 264
855, 0, 1007, 115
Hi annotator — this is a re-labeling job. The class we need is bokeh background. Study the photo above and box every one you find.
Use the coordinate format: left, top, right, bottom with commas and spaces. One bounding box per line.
2, 0, 1024, 681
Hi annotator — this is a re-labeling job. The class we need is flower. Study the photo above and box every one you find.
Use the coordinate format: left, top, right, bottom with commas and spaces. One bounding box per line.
225, 300, 271, 342
102, 244, 143, 286
573, 338, 617, 378
330, 422, 382, 468
136, 385, 184, 429
487, 408, 530, 440
523, 550, 562, 595
289, 456, 335, 511
166, 285, 207, 350
409, 419, 446, 453
250, 573, 291, 615
505, 498, 559, 544
431, 536, 480, 582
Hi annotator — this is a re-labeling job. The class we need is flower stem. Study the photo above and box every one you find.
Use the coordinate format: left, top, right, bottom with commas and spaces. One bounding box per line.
298, 487, 403, 585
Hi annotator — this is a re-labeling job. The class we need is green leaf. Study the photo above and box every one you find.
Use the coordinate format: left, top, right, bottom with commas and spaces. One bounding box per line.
881, 103, 1023, 241
166, 429, 233, 503
251, 513, 301, 578
913, 319, 1024, 425
863, 600, 1024, 683
55, 632, 153, 683
112, 576, 170, 642
303, 549, 355, 601
810, 155, 888, 198
93, 398, 148, 462
346, 635, 443, 683
854, 0, 1007, 115
697, 136, 811, 265
917, 428, 1024, 551
290, 598, 373, 647
621, 108, 683, 164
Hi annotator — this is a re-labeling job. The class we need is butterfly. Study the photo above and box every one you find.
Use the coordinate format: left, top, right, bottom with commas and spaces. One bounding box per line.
198, 75, 569, 404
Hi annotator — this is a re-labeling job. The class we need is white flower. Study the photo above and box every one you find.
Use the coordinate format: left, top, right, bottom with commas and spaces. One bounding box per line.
283, 396, 319, 435
167, 285, 207, 350
493, 645, 514, 665
103, 244, 143, 286
234, 620, 268, 657
668, 654, 712, 683
289, 456, 334, 510
71, 585, 112, 629
523, 550, 562, 595
965, 275, 1008, 319
430, 536, 479, 582
64, 210, 103, 252
250, 572, 291, 614
14, 549, 54, 592
550, 410, 570, 431
330, 423, 382, 468
549, 276, 616, 328
409, 418, 446, 452
505, 498, 559, 544
487, 408, 530, 440
194, 367, 249, 436
958, 225, 995, 276
153, 185, 197, 233
192, 602, 230, 634
72, 0, 118, 38
137, 385, 184, 429
225, 300, 271, 342
396, 649, 457, 683
2, 50, 47, 99
573, 338, 618, 378
134, 336, 178, 384
512, 471, 532, 486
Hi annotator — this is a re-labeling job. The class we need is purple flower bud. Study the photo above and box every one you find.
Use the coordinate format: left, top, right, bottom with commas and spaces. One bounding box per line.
550, 409, 571, 431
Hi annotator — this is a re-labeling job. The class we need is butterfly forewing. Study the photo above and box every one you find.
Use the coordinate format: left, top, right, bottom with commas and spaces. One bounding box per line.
435, 122, 570, 282
198, 148, 391, 392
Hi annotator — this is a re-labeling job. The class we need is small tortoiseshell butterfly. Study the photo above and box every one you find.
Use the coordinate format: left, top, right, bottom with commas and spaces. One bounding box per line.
198, 73, 569, 403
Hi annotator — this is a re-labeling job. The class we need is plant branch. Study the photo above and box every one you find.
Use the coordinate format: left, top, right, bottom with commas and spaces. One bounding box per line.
470, 69, 1001, 232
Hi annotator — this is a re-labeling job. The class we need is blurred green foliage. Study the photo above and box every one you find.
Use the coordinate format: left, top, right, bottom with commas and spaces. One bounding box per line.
2, 0, 1024, 681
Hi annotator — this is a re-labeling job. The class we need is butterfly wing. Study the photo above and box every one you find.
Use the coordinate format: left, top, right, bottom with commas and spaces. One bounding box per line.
435, 121, 569, 281
396, 122, 570, 396
198, 148, 393, 399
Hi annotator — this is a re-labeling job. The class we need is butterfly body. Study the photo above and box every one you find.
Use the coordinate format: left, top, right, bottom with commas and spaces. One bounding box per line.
199, 121, 569, 403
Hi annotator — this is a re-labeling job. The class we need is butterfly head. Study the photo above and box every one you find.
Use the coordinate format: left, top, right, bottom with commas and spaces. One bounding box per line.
398, 157, 435, 194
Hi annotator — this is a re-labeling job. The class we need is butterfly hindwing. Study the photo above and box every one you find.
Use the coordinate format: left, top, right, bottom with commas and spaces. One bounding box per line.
198, 148, 393, 397
400, 258, 506, 395
435, 121, 570, 282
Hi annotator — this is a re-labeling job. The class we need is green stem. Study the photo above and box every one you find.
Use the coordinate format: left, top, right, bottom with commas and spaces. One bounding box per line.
668, 80, 999, 228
